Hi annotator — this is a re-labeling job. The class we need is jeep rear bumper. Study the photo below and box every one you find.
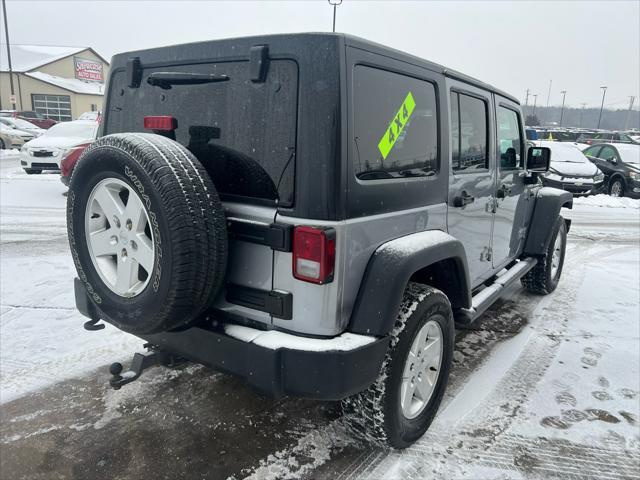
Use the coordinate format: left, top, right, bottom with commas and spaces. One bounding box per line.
74, 278, 389, 400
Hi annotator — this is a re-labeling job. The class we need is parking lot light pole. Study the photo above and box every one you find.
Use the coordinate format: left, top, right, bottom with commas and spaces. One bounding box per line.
597, 86, 607, 129
559, 91, 567, 127
1, 0, 16, 110
328, 0, 342, 33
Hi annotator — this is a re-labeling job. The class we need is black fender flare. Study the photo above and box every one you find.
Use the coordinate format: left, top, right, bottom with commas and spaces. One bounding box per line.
523, 187, 573, 256
348, 230, 471, 336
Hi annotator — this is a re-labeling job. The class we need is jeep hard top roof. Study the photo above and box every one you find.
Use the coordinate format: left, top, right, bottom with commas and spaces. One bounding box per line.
109, 33, 519, 105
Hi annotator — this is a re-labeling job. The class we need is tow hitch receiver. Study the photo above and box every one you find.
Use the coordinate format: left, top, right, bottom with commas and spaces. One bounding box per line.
109, 346, 180, 390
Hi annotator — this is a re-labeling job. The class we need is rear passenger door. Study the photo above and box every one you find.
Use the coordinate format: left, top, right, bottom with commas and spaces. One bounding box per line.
491, 99, 529, 268
447, 83, 495, 287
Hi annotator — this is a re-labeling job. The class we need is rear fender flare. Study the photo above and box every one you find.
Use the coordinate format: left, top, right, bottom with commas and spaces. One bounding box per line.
348, 230, 471, 336
523, 187, 572, 256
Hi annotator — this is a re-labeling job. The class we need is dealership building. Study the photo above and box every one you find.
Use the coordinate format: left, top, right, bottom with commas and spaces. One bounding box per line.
0, 44, 110, 121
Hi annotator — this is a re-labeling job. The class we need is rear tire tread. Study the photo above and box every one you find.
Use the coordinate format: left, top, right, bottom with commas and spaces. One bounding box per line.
341, 283, 450, 447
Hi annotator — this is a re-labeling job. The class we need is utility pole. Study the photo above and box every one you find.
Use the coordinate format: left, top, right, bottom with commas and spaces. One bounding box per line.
525, 88, 530, 107
543, 79, 552, 125
579, 103, 587, 128
328, 0, 342, 33
559, 90, 567, 127
1, 0, 16, 110
597, 86, 607, 129
625, 96, 636, 130
532, 94, 538, 120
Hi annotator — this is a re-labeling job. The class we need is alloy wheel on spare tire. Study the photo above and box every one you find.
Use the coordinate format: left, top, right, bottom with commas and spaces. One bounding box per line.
67, 133, 227, 335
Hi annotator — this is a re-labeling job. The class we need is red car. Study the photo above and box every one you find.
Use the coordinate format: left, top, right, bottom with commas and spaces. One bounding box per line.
0, 110, 57, 129
60, 143, 91, 185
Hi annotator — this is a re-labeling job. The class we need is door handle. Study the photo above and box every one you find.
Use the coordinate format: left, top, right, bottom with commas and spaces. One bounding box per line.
453, 191, 475, 207
497, 184, 512, 199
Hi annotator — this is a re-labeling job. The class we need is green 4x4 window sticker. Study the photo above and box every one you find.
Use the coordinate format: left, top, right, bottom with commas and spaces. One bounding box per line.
377, 91, 416, 160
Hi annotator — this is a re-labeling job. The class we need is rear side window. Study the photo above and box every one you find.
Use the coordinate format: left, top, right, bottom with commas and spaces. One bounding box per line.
105, 60, 298, 206
583, 145, 602, 158
497, 106, 524, 170
353, 66, 438, 180
450, 92, 488, 172
598, 146, 618, 161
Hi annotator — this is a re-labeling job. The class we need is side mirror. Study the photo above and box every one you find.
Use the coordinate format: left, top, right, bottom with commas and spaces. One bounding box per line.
608, 157, 618, 164
526, 146, 550, 172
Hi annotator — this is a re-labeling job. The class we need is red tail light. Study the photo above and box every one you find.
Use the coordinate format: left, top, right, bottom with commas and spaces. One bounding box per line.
293, 226, 336, 284
61, 143, 90, 178
143, 115, 177, 131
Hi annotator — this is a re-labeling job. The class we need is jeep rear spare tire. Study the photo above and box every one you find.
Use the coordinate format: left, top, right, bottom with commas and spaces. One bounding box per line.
67, 133, 227, 334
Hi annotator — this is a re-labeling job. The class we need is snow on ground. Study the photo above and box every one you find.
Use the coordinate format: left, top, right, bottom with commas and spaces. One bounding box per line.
0, 156, 141, 404
0, 149, 22, 162
573, 193, 640, 209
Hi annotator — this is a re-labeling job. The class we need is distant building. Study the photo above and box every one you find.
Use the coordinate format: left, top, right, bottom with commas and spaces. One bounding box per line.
0, 44, 110, 121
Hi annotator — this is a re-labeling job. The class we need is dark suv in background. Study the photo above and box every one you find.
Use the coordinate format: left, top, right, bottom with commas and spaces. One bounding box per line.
584, 143, 640, 197
577, 131, 640, 145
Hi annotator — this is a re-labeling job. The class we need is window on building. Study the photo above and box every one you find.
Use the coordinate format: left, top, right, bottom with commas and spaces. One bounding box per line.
31, 94, 72, 122
353, 66, 438, 180
497, 106, 524, 170
450, 92, 488, 172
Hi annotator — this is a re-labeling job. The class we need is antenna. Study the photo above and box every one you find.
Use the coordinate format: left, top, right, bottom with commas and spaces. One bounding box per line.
328, 0, 343, 33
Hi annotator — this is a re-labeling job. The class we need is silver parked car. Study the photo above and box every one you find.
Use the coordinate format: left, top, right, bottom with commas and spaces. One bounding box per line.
537, 140, 605, 195
0, 123, 34, 149
0, 117, 45, 137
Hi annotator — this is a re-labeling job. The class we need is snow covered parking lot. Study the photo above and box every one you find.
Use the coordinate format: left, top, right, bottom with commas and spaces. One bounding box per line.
1, 153, 639, 480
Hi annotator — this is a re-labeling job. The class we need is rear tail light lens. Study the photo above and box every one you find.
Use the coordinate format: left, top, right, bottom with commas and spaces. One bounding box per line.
143, 115, 177, 131
293, 226, 336, 284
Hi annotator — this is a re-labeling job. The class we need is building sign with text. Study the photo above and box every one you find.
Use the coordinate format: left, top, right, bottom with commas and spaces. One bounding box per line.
74, 57, 104, 82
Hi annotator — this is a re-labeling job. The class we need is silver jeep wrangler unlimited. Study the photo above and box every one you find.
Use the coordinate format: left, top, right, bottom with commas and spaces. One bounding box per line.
69, 33, 571, 448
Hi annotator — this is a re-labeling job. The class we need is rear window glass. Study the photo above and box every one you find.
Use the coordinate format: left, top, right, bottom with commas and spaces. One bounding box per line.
353, 66, 438, 180
105, 60, 298, 206
451, 92, 488, 172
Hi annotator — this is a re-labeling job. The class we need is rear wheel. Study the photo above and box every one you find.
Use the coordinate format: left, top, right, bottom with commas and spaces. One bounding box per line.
67, 133, 227, 334
341, 283, 454, 449
521, 216, 567, 294
609, 178, 625, 197
0, 139, 5, 149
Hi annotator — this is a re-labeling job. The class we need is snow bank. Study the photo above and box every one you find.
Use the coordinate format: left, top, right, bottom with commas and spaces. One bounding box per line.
573, 194, 640, 209
0, 149, 22, 161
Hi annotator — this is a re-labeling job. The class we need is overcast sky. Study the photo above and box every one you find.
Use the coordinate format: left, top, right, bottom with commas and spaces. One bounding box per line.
4, 0, 639, 108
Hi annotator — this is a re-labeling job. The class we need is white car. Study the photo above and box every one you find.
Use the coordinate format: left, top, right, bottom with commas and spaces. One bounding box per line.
536, 140, 605, 196
20, 120, 98, 174
77, 111, 101, 121
0, 123, 35, 149
0, 117, 45, 137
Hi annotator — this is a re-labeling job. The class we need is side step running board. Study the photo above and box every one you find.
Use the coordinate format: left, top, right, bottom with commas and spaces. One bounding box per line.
454, 257, 538, 326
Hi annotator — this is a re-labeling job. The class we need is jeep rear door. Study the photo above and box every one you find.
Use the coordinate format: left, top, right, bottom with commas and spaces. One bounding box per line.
491, 98, 531, 268
447, 81, 496, 287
